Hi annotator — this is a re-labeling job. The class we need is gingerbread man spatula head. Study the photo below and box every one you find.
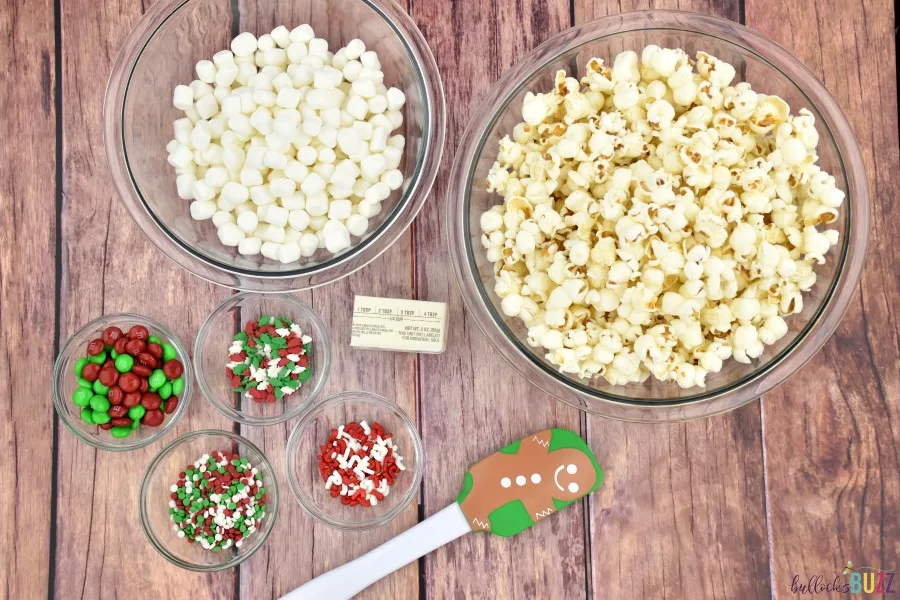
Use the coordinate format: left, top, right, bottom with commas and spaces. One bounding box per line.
280, 429, 603, 600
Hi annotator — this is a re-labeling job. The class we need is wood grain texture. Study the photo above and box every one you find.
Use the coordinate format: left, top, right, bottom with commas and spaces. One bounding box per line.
411, 1, 591, 599
232, 3, 419, 599
573, 2, 772, 599
54, 0, 235, 597
0, 0, 56, 598
745, 0, 900, 594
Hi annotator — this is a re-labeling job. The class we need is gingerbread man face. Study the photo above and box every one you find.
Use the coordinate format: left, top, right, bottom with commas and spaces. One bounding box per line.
457, 429, 603, 536
546, 447, 597, 500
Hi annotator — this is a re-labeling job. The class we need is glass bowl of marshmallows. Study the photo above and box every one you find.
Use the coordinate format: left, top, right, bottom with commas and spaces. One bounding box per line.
104, 0, 445, 291
447, 10, 869, 422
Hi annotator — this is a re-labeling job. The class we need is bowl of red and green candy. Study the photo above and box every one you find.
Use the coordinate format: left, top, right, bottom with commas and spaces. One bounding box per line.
53, 313, 193, 451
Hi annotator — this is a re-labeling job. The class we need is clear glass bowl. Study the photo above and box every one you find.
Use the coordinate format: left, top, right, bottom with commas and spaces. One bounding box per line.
286, 391, 423, 530
195, 292, 331, 425
52, 313, 193, 451
446, 11, 870, 422
104, 0, 445, 291
140, 429, 278, 571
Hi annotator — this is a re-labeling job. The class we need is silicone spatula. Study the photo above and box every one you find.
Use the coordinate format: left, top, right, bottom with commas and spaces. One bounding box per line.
280, 428, 603, 600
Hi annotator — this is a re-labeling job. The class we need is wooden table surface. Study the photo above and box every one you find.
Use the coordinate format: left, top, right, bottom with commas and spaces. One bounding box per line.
2, 0, 897, 597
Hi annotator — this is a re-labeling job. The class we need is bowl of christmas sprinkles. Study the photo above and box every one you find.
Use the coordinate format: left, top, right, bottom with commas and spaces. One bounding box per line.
52, 313, 193, 451
195, 292, 331, 426
140, 429, 278, 571
286, 391, 423, 530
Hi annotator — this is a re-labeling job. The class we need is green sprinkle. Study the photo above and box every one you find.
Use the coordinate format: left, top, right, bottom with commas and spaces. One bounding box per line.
274, 388, 284, 400
258, 316, 271, 326
232, 363, 249, 375
234, 332, 248, 342
298, 368, 312, 383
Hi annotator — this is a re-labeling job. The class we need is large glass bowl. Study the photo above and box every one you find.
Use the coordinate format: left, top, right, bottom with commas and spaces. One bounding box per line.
104, 0, 445, 291
447, 11, 869, 422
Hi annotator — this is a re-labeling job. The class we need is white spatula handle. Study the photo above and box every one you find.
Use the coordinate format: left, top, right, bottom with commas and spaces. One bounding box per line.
280, 503, 472, 600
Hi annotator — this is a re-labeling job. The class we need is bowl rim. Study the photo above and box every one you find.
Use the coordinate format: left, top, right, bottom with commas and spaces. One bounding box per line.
446, 9, 870, 422
52, 312, 194, 451
103, 0, 446, 292
285, 390, 424, 530
194, 291, 333, 425
139, 428, 279, 571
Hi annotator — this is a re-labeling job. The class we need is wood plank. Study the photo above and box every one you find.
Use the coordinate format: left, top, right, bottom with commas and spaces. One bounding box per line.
232, 3, 419, 599
411, 0, 590, 598
0, 0, 57, 598
571, 2, 773, 598
745, 0, 900, 593
54, 0, 236, 596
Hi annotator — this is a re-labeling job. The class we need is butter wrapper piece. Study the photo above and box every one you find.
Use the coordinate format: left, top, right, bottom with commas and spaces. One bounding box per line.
351, 296, 448, 353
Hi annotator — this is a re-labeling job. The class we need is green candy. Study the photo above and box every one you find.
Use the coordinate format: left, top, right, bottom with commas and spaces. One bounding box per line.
172, 377, 185, 396
158, 382, 173, 400
128, 404, 146, 420
92, 380, 110, 396
80, 408, 94, 424
91, 410, 111, 424
88, 351, 107, 365
110, 426, 132, 438
114, 354, 134, 373
72, 387, 93, 407
148, 335, 162, 344
161, 343, 177, 362
148, 369, 166, 390
74, 357, 89, 377
90, 395, 111, 412
131, 418, 140, 429
77, 377, 93, 389
110, 349, 119, 359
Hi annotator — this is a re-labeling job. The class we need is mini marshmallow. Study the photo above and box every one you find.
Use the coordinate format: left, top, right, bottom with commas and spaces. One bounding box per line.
346, 213, 369, 237
360, 154, 387, 181
190, 200, 217, 220
344, 39, 366, 60
304, 191, 329, 216
217, 222, 245, 246
278, 242, 302, 264
289, 209, 311, 231
299, 232, 319, 257
238, 236, 263, 256
231, 33, 258, 57
236, 210, 259, 232
386, 87, 406, 111
328, 199, 352, 220
173, 85, 194, 110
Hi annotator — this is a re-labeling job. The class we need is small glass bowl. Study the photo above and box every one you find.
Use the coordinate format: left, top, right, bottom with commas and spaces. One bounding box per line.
139, 429, 278, 571
195, 292, 331, 426
52, 313, 193, 451
286, 391, 423, 530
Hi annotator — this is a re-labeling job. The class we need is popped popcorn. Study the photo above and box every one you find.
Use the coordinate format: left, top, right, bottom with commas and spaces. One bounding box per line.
481, 48, 844, 389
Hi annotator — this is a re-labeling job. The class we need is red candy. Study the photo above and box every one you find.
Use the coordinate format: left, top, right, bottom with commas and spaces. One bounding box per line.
163, 360, 184, 379
128, 325, 149, 340
101, 326, 124, 346
81, 363, 101, 383
87, 339, 105, 356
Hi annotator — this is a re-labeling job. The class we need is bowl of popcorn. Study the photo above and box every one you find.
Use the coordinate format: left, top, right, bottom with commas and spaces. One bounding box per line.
104, 0, 445, 291
447, 10, 869, 421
